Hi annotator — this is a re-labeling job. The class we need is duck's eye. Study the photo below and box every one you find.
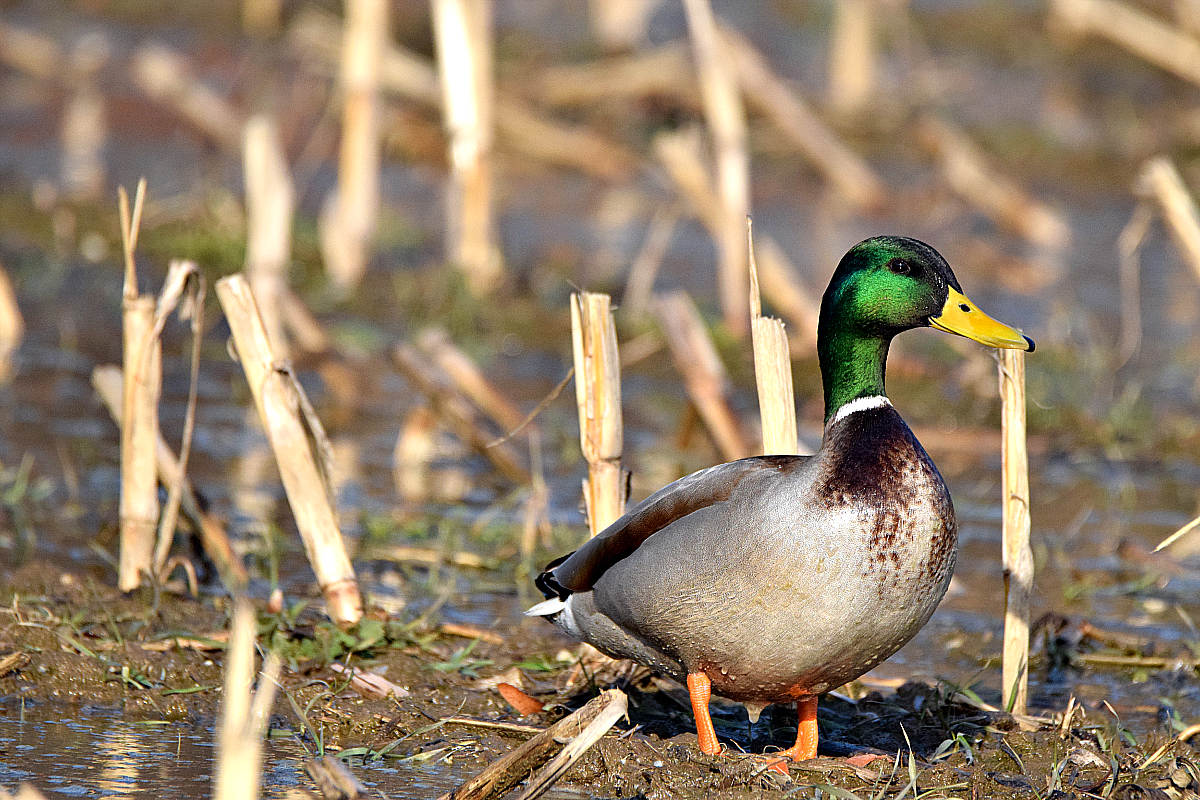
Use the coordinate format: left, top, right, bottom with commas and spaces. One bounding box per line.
888, 259, 912, 276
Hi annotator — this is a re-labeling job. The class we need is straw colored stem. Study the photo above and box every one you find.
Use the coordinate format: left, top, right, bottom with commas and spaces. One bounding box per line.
119, 295, 161, 592
0, 20, 62, 79
655, 291, 752, 461
512, 690, 628, 800
242, 0, 282, 35
243, 115, 294, 356
1136, 156, 1200, 283
999, 349, 1032, 715
748, 222, 798, 456
61, 34, 109, 202
417, 328, 526, 433
99, 374, 240, 590
214, 599, 282, 800
433, 0, 500, 293
683, 0, 750, 335
917, 116, 1071, 249
571, 292, 625, 535
754, 236, 820, 354
131, 44, 242, 149
392, 343, 530, 484
1052, 0, 1200, 88
828, 0, 875, 117
536, 43, 693, 106
653, 128, 723, 236
588, 0, 656, 50
320, 0, 387, 293
216, 275, 362, 626
0, 262, 24, 384
438, 689, 627, 800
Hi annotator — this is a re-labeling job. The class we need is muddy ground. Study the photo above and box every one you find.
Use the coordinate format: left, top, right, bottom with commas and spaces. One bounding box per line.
3, 560, 1199, 800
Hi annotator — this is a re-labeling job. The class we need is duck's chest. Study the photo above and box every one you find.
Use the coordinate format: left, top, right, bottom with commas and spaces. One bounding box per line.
812, 408, 958, 600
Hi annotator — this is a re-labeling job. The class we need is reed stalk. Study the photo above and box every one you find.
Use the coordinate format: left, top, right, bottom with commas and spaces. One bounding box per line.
0, 262, 23, 384
570, 292, 625, 534
917, 116, 1071, 249
682, 0, 750, 335
747, 221, 798, 456
588, 0, 655, 50
61, 33, 108, 202
392, 343, 530, 484
655, 291, 752, 461
828, 0, 875, 118
622, 204, 680, 318
999, 348, 1032, 715
242, 0, 282, 35
432, 0, 500, 293
92, 365, 247, 592
1135, 156, 1200, 283
214, 599, 282, 800
653, 128, 723, 236
243, 115, 294, 355
320, 0, 387, 293
1052, 0, 1200, 88
216, 274, 363, 626
131, 44, 242, 150
118, 181, 160, 592
754, 236, 821, 354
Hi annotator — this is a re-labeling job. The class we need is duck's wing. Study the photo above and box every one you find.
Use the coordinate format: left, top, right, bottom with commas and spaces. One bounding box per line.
537, 454, 809, 598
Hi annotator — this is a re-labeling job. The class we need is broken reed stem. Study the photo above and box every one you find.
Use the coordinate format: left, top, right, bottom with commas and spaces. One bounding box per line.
747, 221, 798, 456
571, 293, 625, 534
432, 0, 500, 293
999, 349, 1032, 716
92, 365, 247, 591
61, 33, 109, 202
828, 0, 875, 118
438, 689, 627, 800
392, 343, 530, 484
682, 0, 750, 335
917, 116, 1071, 249
243, 115, 294, 356
150, 260, 206, 577
719, 26, 885, 212
131, 44, 242, 150
0, 262, 24, 383
117, 180, 159, 592
655, 291, 752, 461
214, 599, 281, 800
1051, 0, 1200, 88
511, 691, 629, 800
320, 0, 387, 293
1136, 156, 1200, 283
216, 275, 363, 626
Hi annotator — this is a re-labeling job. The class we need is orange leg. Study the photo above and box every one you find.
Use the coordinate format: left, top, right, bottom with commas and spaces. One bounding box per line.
765, 696, 819, 775
686, 672, 721, 755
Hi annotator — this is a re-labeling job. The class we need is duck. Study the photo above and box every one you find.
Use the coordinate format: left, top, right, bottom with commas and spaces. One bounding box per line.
527, 236, 1034, 767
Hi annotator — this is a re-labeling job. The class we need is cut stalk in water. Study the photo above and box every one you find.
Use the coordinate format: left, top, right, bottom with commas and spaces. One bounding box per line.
432, 0, 500, 293
683, 0, 750, 335
118, 180, 160, 592
1051, 0, 1200, 88
320, 0, 387, 293
214, 599, 281, 800
570, 292, 625, 535
131, 44, 242, 150
655, 291, 752, 461
61, 33, 108, 202
92, 365, 247, 592
747, 220, 798, 456
216, 274, 363, 625
828, 0, 875, 118
1135, 156, 1200, 283
0, 262, 23, 384
243, 115, 294, 356
999, 348, 1032, 716
917, 116, 1071, 249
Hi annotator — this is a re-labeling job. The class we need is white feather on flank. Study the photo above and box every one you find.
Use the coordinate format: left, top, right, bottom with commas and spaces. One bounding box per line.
524, 597, 568, 617
830, 395, 891, 426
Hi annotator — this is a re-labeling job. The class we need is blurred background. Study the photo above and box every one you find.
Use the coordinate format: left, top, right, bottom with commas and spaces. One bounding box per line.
2, 0, 1200, 755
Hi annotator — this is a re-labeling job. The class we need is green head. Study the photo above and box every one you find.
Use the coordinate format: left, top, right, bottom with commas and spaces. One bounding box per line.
818, 236, 1034, 422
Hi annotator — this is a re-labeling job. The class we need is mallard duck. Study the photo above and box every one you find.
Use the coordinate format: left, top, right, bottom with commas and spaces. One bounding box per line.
527, 236, 1033, 766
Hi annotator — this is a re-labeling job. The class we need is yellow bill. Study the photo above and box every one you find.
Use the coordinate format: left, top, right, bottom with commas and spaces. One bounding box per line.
930, 287, 1034, 351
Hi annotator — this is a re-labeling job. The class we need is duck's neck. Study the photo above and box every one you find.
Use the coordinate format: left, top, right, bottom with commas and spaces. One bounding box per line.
818, 325, 892, 424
